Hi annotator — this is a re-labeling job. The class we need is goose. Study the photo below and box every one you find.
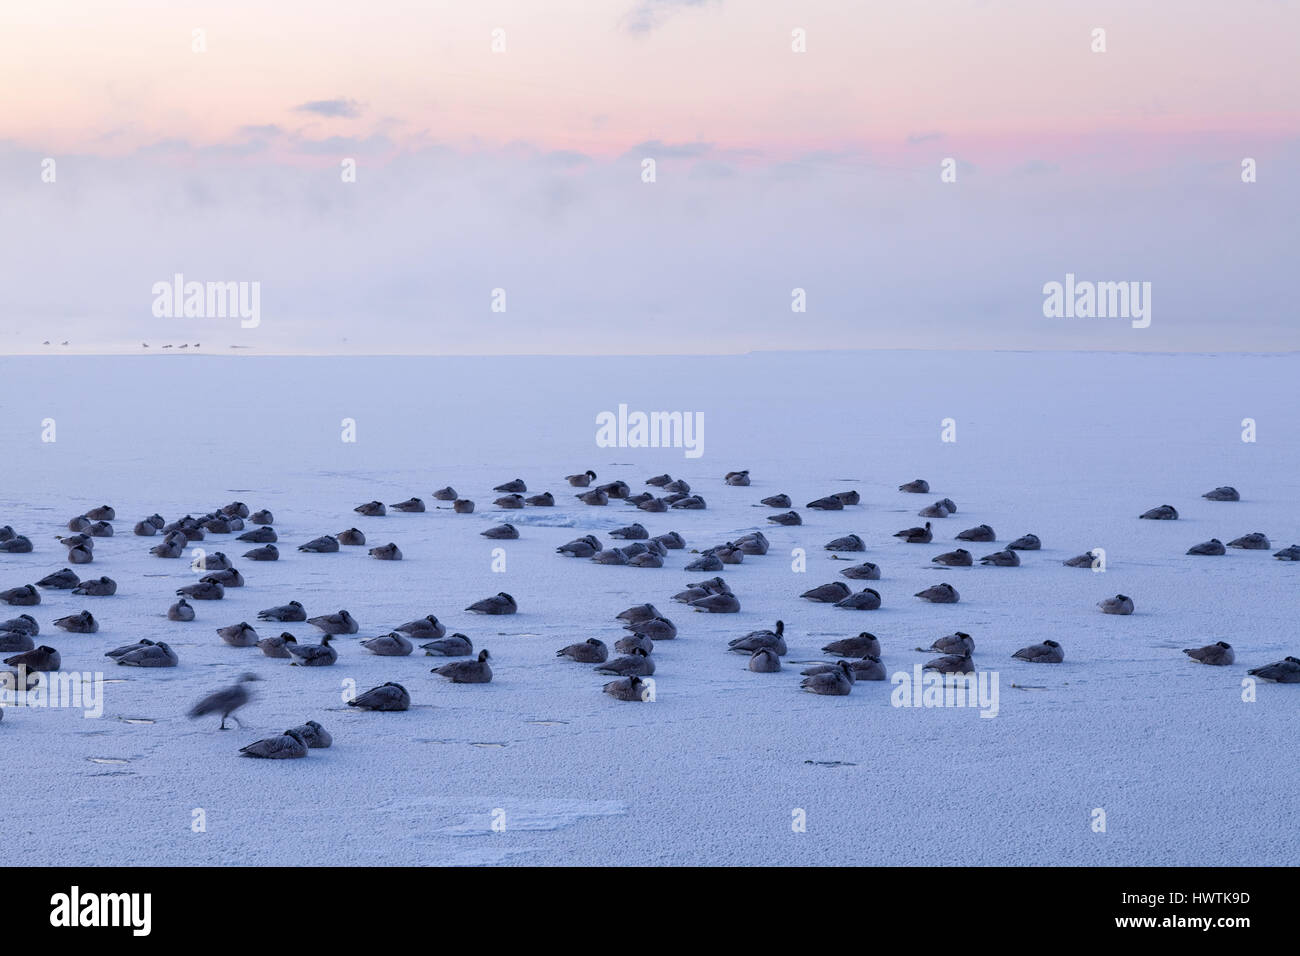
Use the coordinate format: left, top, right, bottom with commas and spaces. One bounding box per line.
624, 492, 654, 507
663, 479, 690, 495
188, 673, 259, 729
724, 470, 750, 486
0, 631, 35, 653
733, 532, 769, 555
1063, 551, 1098, 568
337, 528, 367, 546
1183, 642, 1234, 666
105, 639, 153, 659
59, 533, 94, 550
176, 581, 224, 601
1186, 538, 1226, 556
237, 526, 277, 543
1246, 657, 1300, 683
824, 534, 865, 552
432, 649, 493, 683
308, 610, 358, 634
603, 675, 650, 701
133, 520, 158, 536
67, 515, 92, 533
355, 501, 387, 517
53, 610, 97, 633
566, 470, 597, 487
0, 535, 33, 553
1, 586, 40, 606
645, 474, 673, 487
748, 648, 781, 672
1274, 544, 1300, 561
690, 592, 740, 613
298, 535, 339, 553
289, 635, 338, 666
577, 489, 609, 506
760, 494, 792, 508
494, 479, 527, 493
956, 524, 996, 542
0, 526, 15, 542
202, 568, 244, 588
728, 621, 786, 655
615, 603, 660, 625
360, 632, 414, 656
894, 522, 932, 544
1139, 504, 1179, 520
979, 550, 1019, 567
685, 553, 724, 572
168, 598, 195, 622
85, 520, 113, 537
898, 479, 930, 494
800, 661, 854, 695
918, 500, 951, 518
1098, 594, 1134, 615
653, 531, 686, 550
197, 552, 231, 572
623, 617, 676, 641
924, 652, 974, 674
421, 633, 473, 657
629, 551, 664, 568
924, 632, 974, 655
803, 656, 885, 681
117, 641, 178, 667
250, 509, 274, 525
1202, 486, 1240, 502
594, 648, 654, 677
1007, 533, 1041, 551
221, 502, 250, 519
5, 645, 61, 672
453, 499, 476, 514
466, 592, 517, 615
350, 682, 411, 711
767, 511, 802, 526
557, 638, 609, 663
557, 535, 602, 557
217, 622, 258, 647
288, 721, 332, 748
257, 633, 297, 659
1012, 640, 1064, 663
67, 544, 94, 564
833, 490, 861, 506
0, 614, 38, 636
243, 544, 279, 561
801, 581, 851, 603
525, 492, 555, 507
479, 525, 519, 543
258, 601, 306, 623
1227, 532, 1270, 550
836, 588, 882, 610
610, 523, 649, 540
395, 615, 445, 639
494, 494, 525, 509
671, 495, 707, 510
369, 543, 404, 560
432, 486, 458, 501
85, 505, 116, 521
920, 582, 961, 606
822, 632, 880, 657
638, 498, 669, 513
391, 498, 425, 513
931, 549, 972, 567
840, 562, 881, 580
806, 496, 844, 511
37, 568, 80, 590
239, 729, 308, 759
203, 515, 235, 534
615, 633, 654, 655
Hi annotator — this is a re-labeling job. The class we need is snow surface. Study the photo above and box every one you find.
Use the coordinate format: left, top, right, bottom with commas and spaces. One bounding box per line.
0, 351, 1295, 866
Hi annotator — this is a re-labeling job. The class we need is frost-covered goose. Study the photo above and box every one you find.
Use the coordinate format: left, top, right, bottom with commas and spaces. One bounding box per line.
467, 592, 517, 615
289, 721, 332, 748
1247, 657, 1300, 683
289, 635, 338, 666
349, 682, 411, 710
806, 496, 843, 511
309, 610, 358, 634
238, 526, 277, 543
1098, 594, 1135, 615
823, 632, 880, 657
748, 648, 781, 672
567, 470, 597, 487
980, 549, 1020, 567
654, 531, 686, 550
391, 497, 425, 513
242, 543, 279, 561
924, 652, 974, 674
369, 542, 404, 560
734, 532, 769, 555
836, 588, 882, 610
690, 591, 740, 613
616, 603, 660, 625
611, 523, 648, 540
557, 638, 609, 663
1183, 642, 1234, 666
899, 479, 930, 494
760, 493, 792, 508
1227, 532, 1270, 550
337, 528, 366, 546
1, 585, 40, 607
525, 492, 555, 507
767, 511, 802, 526
1012, 640, 1064, 663
177, 581, 224, 601
595, 648, 654, 677
557, 534, 602, 558
494, 478, 527, 493
37, 569, 80, 590
106, 638, 153, 659
615, 633, 653, 655
433, 649, 493, 683
800, 661, 854, 695
5, 645, 60, 671
624, 617, 676, 641
217, 622, 258, 647
724, 470, 750, 486
1202, 486, 1240, 502
1186, 538, 1225, 555
396, 614, 445, 639
188, 673, 258, 729
257, 633, 297, 658
915, 583, 959, 604
421, 633, 472, 657
825, 534, 865, 553
956, 524, 996, 542
168, 598, 195, 621
432, 486, 458, 501
729, 620, 786, 655
494, 494, 525, 510
894, 522, 932, 544
259, 601, 306, 623
240, 728, 308, 759
931, 548, 972, 567
360, 632, 413, 656
453, 499, 475, 514
603, 675, 650, 701
250, 509, 274, 525
802, 581, 851, 603
355, 500, 386, 517
1007, 534, 1041, 551
1274, 544, 1300, 561
299, 535, 339, 553
1139, 504, 1179, 520
117, 641, 178, 667
1063, 551, 1099, 568
925, 632, 974, 655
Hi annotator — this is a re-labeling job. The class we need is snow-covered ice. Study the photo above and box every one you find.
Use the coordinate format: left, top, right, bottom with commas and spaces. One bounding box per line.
1, 350, 1295, 865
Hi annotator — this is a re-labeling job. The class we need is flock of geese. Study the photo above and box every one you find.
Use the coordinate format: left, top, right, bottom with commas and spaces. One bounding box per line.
1, 474, 1296, 752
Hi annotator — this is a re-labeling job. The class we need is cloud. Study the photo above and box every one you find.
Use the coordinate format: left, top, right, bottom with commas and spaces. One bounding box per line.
626, 139, 713, 159
292, 98, 362, 119
622, 0, 718, 34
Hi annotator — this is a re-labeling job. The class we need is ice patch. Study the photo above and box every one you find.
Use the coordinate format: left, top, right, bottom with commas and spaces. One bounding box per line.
438, 799, 626, 835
